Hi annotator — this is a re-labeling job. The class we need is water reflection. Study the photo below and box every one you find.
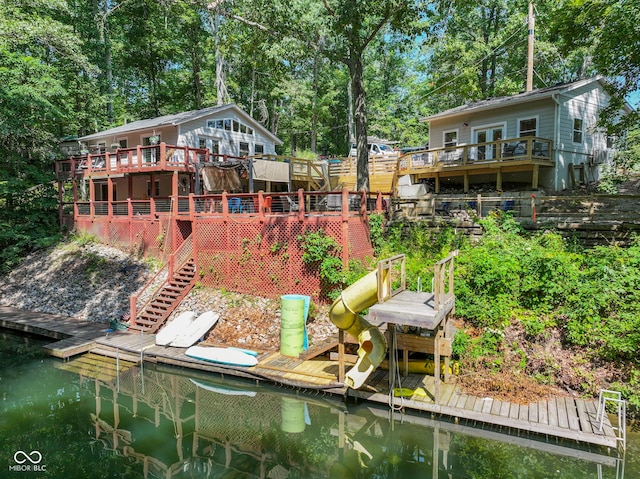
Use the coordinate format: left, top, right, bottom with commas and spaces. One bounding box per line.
66, 357, 628, 479
0, 331, 628, 479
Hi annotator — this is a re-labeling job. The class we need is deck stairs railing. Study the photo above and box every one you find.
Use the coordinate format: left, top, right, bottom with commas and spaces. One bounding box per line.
129, 235, 195, 333
596, 389, 627, 450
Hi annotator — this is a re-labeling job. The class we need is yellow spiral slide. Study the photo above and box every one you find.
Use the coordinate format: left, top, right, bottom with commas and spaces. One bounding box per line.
329, 269, 388, 389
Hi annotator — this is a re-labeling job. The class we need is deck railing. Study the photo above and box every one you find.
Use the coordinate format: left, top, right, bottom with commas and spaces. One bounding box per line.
328, 154, 399, 177
55, 143, 249, 179
433, 251, 457, 311
62, 189, 389, 223
398, 136, 553, 172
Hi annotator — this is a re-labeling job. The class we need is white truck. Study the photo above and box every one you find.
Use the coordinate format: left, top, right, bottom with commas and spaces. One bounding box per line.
349, 142, 398, 158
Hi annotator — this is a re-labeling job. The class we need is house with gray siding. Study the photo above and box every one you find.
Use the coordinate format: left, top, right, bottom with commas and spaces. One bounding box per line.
409, 77, 630, 193
76, 103, 281, 158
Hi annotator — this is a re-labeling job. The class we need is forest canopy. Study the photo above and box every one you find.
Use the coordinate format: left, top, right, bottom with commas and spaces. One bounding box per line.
0, 0, 639, 269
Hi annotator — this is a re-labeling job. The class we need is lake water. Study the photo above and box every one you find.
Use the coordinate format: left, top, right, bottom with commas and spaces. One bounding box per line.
0, 329, 635, 478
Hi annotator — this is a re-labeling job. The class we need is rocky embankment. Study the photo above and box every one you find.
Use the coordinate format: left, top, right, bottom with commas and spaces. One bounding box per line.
0, 240, 335, 351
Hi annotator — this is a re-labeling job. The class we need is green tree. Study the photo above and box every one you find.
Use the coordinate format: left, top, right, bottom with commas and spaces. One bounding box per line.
210, 0, 427, 190
0, 0, 96, 272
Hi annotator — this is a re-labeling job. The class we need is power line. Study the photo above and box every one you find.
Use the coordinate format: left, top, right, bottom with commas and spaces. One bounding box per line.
420, 24, 527, 100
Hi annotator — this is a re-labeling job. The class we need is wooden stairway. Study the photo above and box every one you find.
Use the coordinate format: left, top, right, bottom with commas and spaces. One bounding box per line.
129, 259, 196, 333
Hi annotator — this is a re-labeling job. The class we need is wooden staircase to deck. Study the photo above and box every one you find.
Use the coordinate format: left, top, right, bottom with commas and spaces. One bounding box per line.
130, 259, 196, 333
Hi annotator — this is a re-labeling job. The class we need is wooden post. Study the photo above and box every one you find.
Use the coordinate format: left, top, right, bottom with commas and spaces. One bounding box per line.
341, 187, 349, 268
172, 171, 179, 215
532, 164, 539, 189
222, 190, 229, 220
496, 169, 502, 191
463, 171, 469, 193
338, 330, 345, 383
434, 329, 442, 404
297, 188, 305, 222
160, 142, 167, 169
129, 294, 137, 325
89, 178, 95, 219
435, 174, 441, 194
57, 179, 63, 227
477, 193, 482, 218
107, 177, 114, 219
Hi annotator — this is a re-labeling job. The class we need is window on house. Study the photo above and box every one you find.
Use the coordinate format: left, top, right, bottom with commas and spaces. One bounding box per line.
146, 180, 160, 198
206, 120, 215, 129
211, 140, 219, 155
232, 120, 240, 132
239, 142, 250, 157
519, 118, 537, 137
247, 127, 254, 135
224, 119, 231, 131
240, 124, 247, 134
254, 144, 264, 155
573, 119, 584, 143
443, 130, 458, 148
198, 138, 207, 149
118, 138, 127, 148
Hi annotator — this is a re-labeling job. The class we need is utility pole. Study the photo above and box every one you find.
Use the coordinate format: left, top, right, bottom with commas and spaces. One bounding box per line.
526, 1, 535, 92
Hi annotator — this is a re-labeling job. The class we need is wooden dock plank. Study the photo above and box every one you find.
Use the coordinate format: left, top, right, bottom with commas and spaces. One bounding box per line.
481, 398, 494, 414
556, 397, 569, 429
518, 404, 529, 422
509, 403, 519, 420
565, 397, 581, 431
576, 400, 593, 434
465, 394, 477, 411
529, 401, 538, 423
490, 398, 502, 416
547, 400, 558, 427
538, 400, 548, 425
456, 393, 469, 409
499, 401, 511, 418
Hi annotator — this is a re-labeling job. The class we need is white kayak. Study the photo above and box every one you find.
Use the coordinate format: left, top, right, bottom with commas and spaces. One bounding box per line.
156, 311, 196, 346
185, 345, 258, 367
170, 311, 220, 348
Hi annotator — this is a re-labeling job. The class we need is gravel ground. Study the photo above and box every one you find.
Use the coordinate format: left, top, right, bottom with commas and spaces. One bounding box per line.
0, 241, 336, 350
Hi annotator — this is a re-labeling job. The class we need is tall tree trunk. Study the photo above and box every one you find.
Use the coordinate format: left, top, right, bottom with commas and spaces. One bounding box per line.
311, 55, 318, 153
193, 55, 202, 110
105, 33, 114, 123
348, 53, 369, 192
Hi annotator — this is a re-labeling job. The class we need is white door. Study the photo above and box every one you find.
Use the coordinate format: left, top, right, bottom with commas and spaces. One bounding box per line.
474, 125, 504, 160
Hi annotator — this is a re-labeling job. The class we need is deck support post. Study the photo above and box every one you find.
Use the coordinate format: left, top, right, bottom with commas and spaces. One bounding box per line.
434, 329, 442, 404
463, 171, 469, 193
435, 175, 441, 194
107, 177, 114, 219
341, 187, 349, 268
532, 164, 539, 189
338, 330, 345, 383
496, 169, 503, 192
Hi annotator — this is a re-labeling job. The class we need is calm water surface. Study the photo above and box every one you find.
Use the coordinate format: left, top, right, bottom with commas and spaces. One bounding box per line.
0, 330, 636, 478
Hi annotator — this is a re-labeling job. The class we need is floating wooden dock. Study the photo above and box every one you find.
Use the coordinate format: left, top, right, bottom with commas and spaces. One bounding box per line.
0, 306, 622, 451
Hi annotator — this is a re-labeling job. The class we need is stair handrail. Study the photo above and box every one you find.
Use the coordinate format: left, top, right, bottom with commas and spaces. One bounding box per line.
129, 233, 194, 323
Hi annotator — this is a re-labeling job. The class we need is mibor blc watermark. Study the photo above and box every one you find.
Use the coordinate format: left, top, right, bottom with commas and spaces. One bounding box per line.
9, 451, 46, 472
